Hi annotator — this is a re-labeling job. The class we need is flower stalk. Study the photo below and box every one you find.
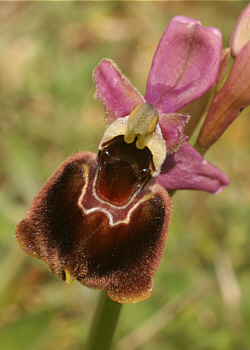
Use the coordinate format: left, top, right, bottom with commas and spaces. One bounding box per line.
85, 291, 122, 350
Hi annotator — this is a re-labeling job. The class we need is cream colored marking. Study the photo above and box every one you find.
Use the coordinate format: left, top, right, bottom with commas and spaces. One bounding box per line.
78, 153, 155, 227
77, 163, 89, 215
78, 175, 154, 228
91, 161, 151, 210
65, 269, 75, 286
80, 164, 89, 196
79, 163, 140, 212
124, 103, 159, 149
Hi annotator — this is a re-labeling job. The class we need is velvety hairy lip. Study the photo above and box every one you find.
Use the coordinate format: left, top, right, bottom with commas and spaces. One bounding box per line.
15, 152, 172, 303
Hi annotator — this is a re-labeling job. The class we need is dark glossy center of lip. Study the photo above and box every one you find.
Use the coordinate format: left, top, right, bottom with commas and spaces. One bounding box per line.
95, 135, 153, 206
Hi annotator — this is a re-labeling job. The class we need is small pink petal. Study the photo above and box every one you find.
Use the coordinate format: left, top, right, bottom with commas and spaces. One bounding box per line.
156, 142, 229, 194
93, 59, 144, 124
159, 113, 189, 154
196, 41, 250, 153
145, 16, 222, 113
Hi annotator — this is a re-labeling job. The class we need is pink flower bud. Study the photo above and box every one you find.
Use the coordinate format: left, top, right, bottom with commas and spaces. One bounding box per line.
229, 3, 250, 58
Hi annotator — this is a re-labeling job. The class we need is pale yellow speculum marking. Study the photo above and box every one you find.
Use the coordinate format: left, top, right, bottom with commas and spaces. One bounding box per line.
124, 103, 159, 149
65, 269, 75, 286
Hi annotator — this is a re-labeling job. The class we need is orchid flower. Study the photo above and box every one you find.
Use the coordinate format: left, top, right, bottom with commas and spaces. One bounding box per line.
15, 16, 229, 304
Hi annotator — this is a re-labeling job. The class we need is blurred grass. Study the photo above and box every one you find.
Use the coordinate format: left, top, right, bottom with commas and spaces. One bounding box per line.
0, 2, 249, 350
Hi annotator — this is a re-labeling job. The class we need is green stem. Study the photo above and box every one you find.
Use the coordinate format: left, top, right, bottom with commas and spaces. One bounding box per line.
85, 291, 122, 350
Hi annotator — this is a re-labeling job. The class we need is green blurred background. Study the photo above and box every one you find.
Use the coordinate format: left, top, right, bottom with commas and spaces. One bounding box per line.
0, 2, 250, 350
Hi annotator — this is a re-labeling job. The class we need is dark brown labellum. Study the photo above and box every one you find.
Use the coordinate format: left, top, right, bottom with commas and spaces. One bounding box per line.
15, 140, 172, 303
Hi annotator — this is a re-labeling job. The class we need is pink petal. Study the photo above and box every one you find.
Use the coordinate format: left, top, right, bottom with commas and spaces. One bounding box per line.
145, 16, 222, 113
159, 113, 189, 154
93, 59, 145, 124
156, 142, 229, 194
196, 41, 250, 153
